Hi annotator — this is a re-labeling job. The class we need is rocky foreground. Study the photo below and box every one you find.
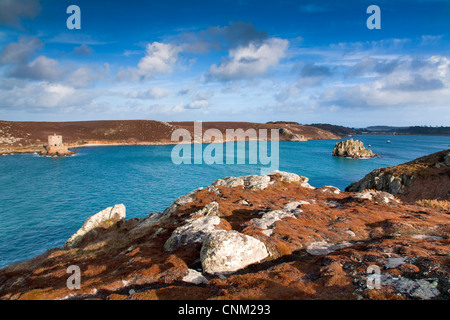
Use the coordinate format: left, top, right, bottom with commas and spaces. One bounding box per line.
0, 170, 448, 300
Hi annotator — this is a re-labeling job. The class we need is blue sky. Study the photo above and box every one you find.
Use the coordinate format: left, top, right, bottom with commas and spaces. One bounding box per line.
0, 0, 449, 127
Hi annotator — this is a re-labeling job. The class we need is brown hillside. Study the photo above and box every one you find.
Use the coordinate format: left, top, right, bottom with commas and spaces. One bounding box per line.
0, 120, 341, 155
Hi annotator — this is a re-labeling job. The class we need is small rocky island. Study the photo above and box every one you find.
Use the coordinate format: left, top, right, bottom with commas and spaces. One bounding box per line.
332, 139, 376, 158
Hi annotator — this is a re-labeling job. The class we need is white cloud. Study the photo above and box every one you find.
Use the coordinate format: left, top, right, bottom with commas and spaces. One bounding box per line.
0, 81, 99, 111
185, 99, 209, 110
138, 42, 180, 77
67, 63, 109, 88
207, 38, 289, 81
8, 55, 67, 81
326, 55, 450, 109
118, 42, 181, 81
0, 37, 42, 65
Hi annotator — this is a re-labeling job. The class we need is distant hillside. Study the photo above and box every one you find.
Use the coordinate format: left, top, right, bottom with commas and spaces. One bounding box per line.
363, 125, 450, 135
395, 126, 450, 136
307, 124, 450, 136
0, 120, 341, 155
306, 124, 359, 136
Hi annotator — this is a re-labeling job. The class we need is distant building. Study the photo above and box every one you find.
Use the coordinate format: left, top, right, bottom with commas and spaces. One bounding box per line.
42, 134, 71, 156
48, 134, 63, 147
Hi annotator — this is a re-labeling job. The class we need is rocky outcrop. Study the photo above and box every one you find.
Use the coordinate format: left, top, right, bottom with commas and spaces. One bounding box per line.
200, 230, 269, 275
278, 127, 307, 142
332, 139, 376, 158
346, 149, 450, 202
164, 216, 223, 251
64, 204, 126, 249
163, 187, 204, 216
212, 174, 272, 191
1, 168, 448, 301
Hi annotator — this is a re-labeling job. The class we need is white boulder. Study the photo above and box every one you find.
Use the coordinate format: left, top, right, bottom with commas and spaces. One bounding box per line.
200, 230, 269, 275
64, 204, 126, 249
164, 216, 221, 251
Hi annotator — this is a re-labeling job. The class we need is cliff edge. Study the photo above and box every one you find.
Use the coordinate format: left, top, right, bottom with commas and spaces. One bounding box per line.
346, 149, 450, 202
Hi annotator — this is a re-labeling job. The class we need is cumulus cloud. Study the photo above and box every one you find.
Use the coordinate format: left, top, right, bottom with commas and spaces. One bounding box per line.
0, 81, 99, 112
7, 55, 66, 81
0, 0, 41, 27
66, 63, 109, 88
117, 42, 180, 81
0, 37, 69, 81
184, 90, 214, 110
326, 55, 450, 109
138, 42, 179, 75
207, 38, 289, 81
0, 37, 42, 65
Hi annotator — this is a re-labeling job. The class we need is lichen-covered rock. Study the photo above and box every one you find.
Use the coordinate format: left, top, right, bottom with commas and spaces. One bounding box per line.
301, 182, 315, 189
130, 212, 162, 233
351, 191, 399, 204
318, 186, 341, 194
251, 201, 303, 231
332, 139, 376, 158
269, 170, 309, 183
381, 275, 440, 300
212, 176, 244, 188
444, 152, 450, 166
64, 204, 126, 249
163, 187, 203, 216
306, 241, 352, 255
352, 192, 373, 200
164, 216, 222, 251
200, 230, 269, 274
242, 175, 271, 190
182, 269, 208, 285
251, 210, 295, 230
196, 201, 221, 217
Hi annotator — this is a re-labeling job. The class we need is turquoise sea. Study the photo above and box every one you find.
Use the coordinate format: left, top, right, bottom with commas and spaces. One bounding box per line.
0, 135, 449, 268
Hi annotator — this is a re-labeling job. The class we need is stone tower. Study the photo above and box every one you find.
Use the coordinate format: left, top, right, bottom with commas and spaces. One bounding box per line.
48, 134, 63, 147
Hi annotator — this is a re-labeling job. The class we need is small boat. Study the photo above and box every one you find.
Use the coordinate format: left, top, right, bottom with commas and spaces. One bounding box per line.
386, 140, 391, 143
368, 144, 371, 147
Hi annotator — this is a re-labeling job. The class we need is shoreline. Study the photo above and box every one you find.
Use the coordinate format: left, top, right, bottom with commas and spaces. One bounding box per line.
0, 137, 309, 156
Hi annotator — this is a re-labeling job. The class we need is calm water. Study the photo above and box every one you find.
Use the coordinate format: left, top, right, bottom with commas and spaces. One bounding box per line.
0, 135, 449, 268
